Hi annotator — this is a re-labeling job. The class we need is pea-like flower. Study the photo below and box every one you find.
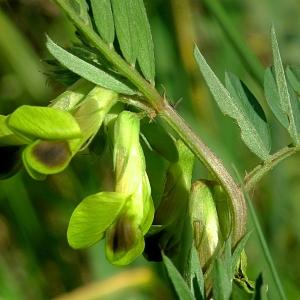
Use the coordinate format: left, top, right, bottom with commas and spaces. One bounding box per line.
0, 81, 117, 179
67, 111, 154, 265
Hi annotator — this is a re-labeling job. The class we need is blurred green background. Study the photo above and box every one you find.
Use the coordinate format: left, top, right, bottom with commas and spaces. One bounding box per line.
0, 0, 300, 299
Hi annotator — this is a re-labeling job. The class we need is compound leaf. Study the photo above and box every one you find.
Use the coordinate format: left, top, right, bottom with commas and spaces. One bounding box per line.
194, 46, 270, 160
46, 36, 135, 95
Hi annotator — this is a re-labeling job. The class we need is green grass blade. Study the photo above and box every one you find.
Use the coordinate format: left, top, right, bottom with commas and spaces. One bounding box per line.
46, 36, 135, 95
90, 0, 115, 45
271, 25, 300, 144
201, 0, 264, 85
243, 189, 287, 300
162, 253, 194, 300
194, 46, 270, 160
0, 10, 50, 101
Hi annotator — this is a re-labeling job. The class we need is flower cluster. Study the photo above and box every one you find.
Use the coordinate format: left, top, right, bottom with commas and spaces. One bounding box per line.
67, 111, 154, 265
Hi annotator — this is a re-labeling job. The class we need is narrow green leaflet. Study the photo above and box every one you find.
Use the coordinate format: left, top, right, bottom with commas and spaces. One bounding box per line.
194, 46, 270, 160
231, 231, 251, 276
130, 0, 155, 82
213, 258, 232, 300
189, 246, 205, 300
68, 0, 92, 27
67, 192, 127, 248
162, 253, 194, 300
90, 0, 115, 45
46, 37, 135, 95
7, 105, 81, 141
225, 73, 271, 160
111, 0, 137, 65
264, 68, 289, 128
271, 26, 300, 144
287, 66, 300, 95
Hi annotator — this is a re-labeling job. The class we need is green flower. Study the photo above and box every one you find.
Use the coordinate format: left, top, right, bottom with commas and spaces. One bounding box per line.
67, 111, 154, 265
0, 83, 117, 179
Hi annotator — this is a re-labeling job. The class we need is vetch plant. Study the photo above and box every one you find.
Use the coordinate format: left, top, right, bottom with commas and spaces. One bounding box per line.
2, 0, 300, 299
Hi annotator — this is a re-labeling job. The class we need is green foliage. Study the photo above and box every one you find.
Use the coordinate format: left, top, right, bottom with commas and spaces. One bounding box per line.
162, 253, 194, 300
194, 46, 270, 160
2, 0, 300, 299
90, 0, 115, 45
189, 246, 205, 300
46, 36, 135, 95
264, 68, 289, 128
271, 25, 300, 145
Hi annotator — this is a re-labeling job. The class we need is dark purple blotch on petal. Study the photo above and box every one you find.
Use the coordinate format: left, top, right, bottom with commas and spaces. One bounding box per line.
32, 140, 71, 168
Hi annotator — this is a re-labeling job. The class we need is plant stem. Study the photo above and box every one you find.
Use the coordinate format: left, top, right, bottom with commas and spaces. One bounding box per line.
53, 0, 163, 111
244, 145, 300, 192
160, 104, 247, 243
201, 0, 264, 85
53, 0, 247, 243
243, 189, 287, 300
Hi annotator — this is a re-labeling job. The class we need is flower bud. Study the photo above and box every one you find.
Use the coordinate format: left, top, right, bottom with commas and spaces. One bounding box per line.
105, 111, 154, 265
189, 180, 221, 269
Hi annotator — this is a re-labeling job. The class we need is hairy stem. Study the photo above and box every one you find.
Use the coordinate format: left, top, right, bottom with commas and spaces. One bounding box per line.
244, 145, 300, 192
53, 0, 163, 111
53, 0, 247, 242
160, 104, 247, 242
